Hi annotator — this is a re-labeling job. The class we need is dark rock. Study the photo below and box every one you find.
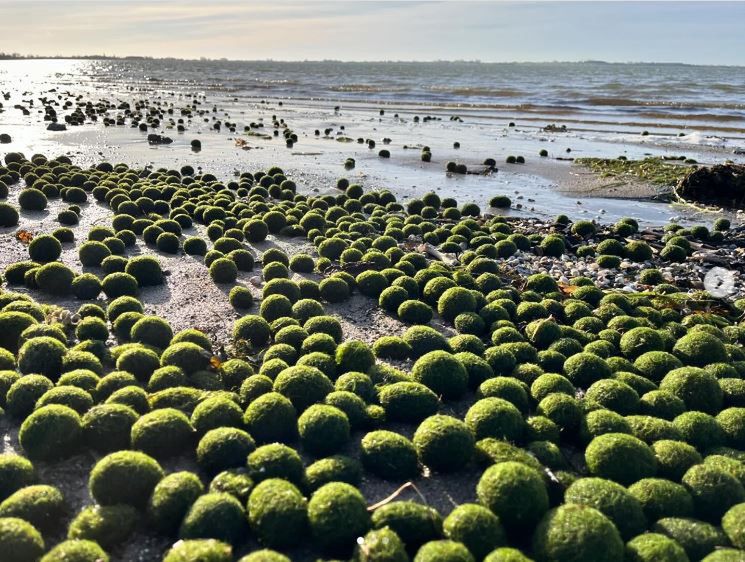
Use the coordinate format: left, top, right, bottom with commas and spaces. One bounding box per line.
46, 123, 67, 131
147, 133, 173, 145
0, 133, 10, 143
677, 164, 745, 209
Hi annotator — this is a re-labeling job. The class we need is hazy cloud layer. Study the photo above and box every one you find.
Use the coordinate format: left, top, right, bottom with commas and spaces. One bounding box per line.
1, 1, 743, 65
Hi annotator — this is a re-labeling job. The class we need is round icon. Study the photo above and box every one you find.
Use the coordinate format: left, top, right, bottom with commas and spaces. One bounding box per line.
704, 267, 735, 298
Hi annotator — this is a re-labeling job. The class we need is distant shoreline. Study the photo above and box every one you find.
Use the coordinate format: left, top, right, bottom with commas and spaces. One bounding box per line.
0, 55, 742, 68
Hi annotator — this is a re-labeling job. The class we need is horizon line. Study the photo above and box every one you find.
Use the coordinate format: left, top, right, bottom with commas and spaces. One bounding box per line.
1, 54, 742, 68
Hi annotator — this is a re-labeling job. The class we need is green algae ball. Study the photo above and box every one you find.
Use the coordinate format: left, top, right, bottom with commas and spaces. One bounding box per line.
0, 517, 45, 562
0, 455, 35, 502
414, 540, 475, 562
378, 381, 439, 423
673, 331, 728, 367
81, 403, 137, 453
247, 443, 304, 485
681, 463, 745, 521
179, 492, 246, 545
532, 504, 624, 562
371, 501, 443, 549
308, 482, 371, 552
634, 351, 683, 382
305, 454, 362, 492
411, 350, 468, 400
89, 450, 163, 508
722, 502, 745, 549
465, 397, 524, 442
628, 478, 693, 522
336, 339, 375, 373
197, 427, 255, 476
131, 407, 194, 459
147, 471, 204, 535
298, 404, 350, 456
353, 527, 408, 562
41, 539, 109, 562
477, 461, 549, 531
360, 429, 419, 480
0, 485, 65, 533
659, 367, 723, 414
247, 478, 308, 549
652, 439, 702, 481
163, 539, 232, 562
238, 550, 290, 562
483, 547, 532, 562
564, 477, 646, 539
18, 336, 67, 378
68, 503, 137, 550
620, 327, 664, 359
274, 365, 333, 412
438, 287, 477, 322
243, 392, 297, 443
563, 352, 612, 388
653, 517, 729, 560
19, 404, 82, 461
413, 415, 474, 472
624, 532, 687, 562
585, 433, 656, 485
443, 503, 505, 560
232, 315, 271, 347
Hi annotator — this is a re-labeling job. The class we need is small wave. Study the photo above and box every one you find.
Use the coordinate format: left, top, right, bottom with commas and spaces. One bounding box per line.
429, 85, 523, 97
329, 84, 387, 93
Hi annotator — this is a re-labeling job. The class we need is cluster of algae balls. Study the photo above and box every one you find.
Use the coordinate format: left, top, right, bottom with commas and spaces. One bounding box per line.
0, 152, 743, 561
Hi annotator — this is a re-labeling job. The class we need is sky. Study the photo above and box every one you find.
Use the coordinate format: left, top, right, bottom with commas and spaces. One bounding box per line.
1, 1, 744, 65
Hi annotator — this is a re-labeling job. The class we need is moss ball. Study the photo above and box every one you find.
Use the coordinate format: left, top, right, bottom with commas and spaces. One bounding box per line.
305, 455, 362, 492
673, 332, 728, 367
414, 415, 474, 472
6, 374, 54, 418
465, 398, 524, 442
585, 433, 656, 484
81, 403, 138, 453
414, 540, 474, 562
412, 350, 468, 400
443, 503, 505, 560
336, 340, 375, 373
68, 503, 137, 550
298, 404, 350, 457
19, 404, 82, 461
163, 539, 233, 562
681, 463, 745, 521
721, 503, 745, 549
131, 408, 194, 459
371, 501, 443, 550
28, 235, 61, 263
625, 532, 688, 562
717, 407, 745, 448
72, 274, 102, 300
537, 393, 582, 431
357, 270, 388, 298
0, 485, 65, 533
18, 336, 67, 378
209, 469, 254, 504
125, 256, 164, 286
563, 352, 612, 388
438, 287, 477, 322
196, 426, 255, 476
243, 392, 297, 443
147, 471, 204, 535
238, 550, 290, 562
40, 539, 109, 562
653, 517, 729, 560
179, 492, 246, 545
0, 517, 45, 562
35, 262, 75, 295
353, 527, 408, 562
628, 478, 694, 522
634, 351, 684, 383
308, 482, 371, 552
398, 299, 434, 324
477, 461, 549, 531
274, 365, 333, 412
79, 241, 111, 267
585, 379, 640, 415
233, 315, 271, 348
564, 477, 646, 539
247, 443, 304, 485
659, 367, 723, 414
0, 455, 35, 502
360, 430, 419, 480
247, 478, 308, 549
89, 450, 163, 508
101, 272, 138, 298
0, 203, 19, 226
116, 346, 159, 381
532, 504, 623, 562
210, 258, 238, 284
379, 381, 440, 423
620, 327, 664, 359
